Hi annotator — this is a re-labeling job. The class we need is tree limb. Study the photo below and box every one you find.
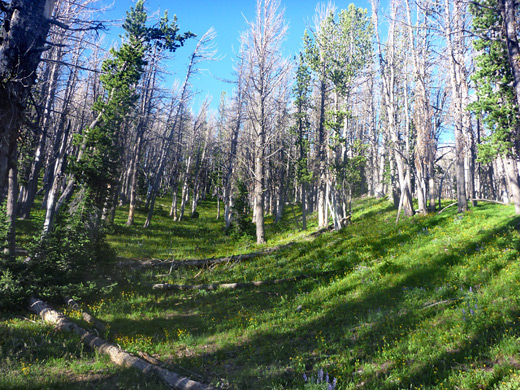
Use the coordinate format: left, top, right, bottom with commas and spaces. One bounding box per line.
437, 199, 507, 214
48, 19, 105, 32
152, 273, 330, 291
117, 227, 330, 270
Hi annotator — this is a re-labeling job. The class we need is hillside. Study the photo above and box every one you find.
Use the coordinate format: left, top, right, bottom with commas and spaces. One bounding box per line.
1, 198, 520, 389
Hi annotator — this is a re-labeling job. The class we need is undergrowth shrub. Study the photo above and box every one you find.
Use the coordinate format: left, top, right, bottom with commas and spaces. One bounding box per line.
0, 202, 7, 249
0, 203, 115, 310
0, 202, 22, 308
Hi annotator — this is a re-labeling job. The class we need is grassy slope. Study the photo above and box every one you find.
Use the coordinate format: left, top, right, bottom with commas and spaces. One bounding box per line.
2, 197, 520, 389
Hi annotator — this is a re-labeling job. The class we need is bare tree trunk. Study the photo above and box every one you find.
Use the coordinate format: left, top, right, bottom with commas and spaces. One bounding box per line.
18, 46, 63, 218
254, 125, 266, 243
503, 155, 520, 213
243, 0, 289, 243
178, 155, 192, 221
372, 0, 414, 217
170, 179, 179, 221
42, 121, 71, 236
144, 29, 217, 228
444, 0, 468, 213
126, 134, 142, 225
30, 298, 214, 390
0, 0, 57, 200
405, 0, 434, 215
4, 152, 17, 258
317, 79, 328, 227
499, 0, 520, 110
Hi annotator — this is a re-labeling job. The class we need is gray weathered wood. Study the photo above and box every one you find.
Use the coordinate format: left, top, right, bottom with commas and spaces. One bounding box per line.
117, 226, 330, 270
152, 274, 310, 291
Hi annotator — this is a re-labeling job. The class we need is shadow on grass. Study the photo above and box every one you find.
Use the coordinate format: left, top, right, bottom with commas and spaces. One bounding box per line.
12, 200, 520, 389
102, 210, 520, 389
2, 366, 169, 390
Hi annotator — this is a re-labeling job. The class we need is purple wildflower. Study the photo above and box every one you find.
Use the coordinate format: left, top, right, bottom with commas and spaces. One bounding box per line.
318, 368, 324, 383
327, 377, 337, 390
303, 373, 308, 382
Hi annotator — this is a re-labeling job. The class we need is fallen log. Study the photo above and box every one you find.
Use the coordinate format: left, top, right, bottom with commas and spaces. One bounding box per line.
152, 274, 319, 291
117, 227, 331, 270
29, 297, 215, 390
421, 298, 459, 310
437, 199, 508, 215
65, 297, 106, 334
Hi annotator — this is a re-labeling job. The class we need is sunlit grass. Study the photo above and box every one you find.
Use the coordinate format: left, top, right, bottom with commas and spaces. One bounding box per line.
107, 197, 319, 260
3, 197, 520, 389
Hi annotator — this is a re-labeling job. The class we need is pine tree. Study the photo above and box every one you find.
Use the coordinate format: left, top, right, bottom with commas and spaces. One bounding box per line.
292, 53, 313, 230
469, 0, 520, 213
71, 0, 193, 222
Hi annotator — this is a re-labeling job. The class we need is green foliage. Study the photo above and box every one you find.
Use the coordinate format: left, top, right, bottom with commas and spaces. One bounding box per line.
71, 0, 194, 211
293, 52, 313, 185
0, 201, 8, 251
0, 268, 23, 307
229, 179, 255, 238
0, 201, 115, 309
4, 198, 520, 388
469, 0, 520, 162
303, 5, 373, 193
303, 4, 373, 95
28, 211, 114, 291
338, 139, 368, 195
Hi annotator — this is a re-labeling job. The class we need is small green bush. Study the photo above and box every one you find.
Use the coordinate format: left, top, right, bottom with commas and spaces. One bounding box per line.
0, 205, 115, 310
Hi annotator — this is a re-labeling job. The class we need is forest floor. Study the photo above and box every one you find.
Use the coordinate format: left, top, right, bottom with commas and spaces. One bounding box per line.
2, 197, 520, 389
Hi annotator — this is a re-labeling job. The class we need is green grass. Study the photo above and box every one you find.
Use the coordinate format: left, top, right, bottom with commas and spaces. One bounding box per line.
3, 197, 520, 389
107, 197, 319, 259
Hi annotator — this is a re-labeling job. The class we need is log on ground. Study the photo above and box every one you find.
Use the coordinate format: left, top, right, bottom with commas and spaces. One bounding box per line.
65, 297, 107, 334
117, 227, 331, 270
152, 274, 311, 291
29, 297, 215, 390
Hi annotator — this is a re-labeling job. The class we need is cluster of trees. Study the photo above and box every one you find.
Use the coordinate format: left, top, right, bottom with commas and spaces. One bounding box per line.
1, 0, 520, 259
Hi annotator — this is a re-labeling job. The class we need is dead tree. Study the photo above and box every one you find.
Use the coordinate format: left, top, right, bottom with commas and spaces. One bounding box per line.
0, 0, 57, 256
242, 0, 290, 243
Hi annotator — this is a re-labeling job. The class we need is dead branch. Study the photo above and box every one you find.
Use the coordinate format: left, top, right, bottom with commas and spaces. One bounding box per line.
118, 227, 330, 270
151, 270, 339, 291
29, 298, 215, 390
471, 198, 507, 205
152, 274, 309, 291
422, 298, 459, 310
437, 199, 507, 215
48, 19, 105, 32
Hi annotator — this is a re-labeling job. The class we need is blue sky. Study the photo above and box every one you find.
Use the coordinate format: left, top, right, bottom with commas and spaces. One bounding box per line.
99, 0, 379, 112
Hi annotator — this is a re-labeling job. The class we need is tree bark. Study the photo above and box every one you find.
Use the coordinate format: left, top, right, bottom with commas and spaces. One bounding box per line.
0, 0, 57, 198
254, 123, 266, 243
503, 154, 520, 214
5, 153, 17, 258
499, 0, 520, 110
372, 0, 414, 217
444, 0, 468, 213
317, 79, 328, 227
